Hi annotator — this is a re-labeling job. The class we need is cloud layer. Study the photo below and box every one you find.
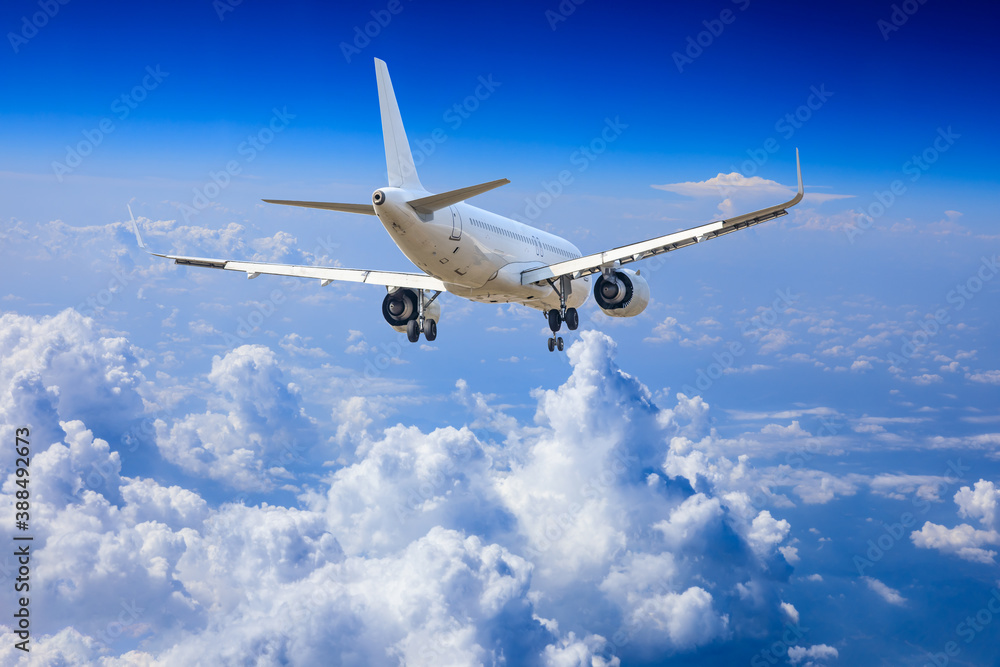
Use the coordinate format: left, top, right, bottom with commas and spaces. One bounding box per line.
0, 317, 808, 665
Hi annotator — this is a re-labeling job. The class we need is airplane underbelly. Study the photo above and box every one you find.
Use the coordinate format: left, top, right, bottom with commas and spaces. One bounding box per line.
447, 262, 590, 310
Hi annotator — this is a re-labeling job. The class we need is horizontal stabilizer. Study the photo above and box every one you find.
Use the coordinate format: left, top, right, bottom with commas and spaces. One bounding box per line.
262, 199, 376, 215
407, 178, 510, 214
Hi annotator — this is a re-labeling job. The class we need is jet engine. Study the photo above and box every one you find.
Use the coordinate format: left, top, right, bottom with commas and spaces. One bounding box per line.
593, 269, 650, 317
381, 288, 441, 332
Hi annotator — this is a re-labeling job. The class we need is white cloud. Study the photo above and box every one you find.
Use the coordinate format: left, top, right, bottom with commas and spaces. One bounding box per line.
911, 481, 1000, 563
780, 601, 800, 624
154, 345, 317, 491
651, 172, 791, 199
779, 546, 801, 564
0, 326, 820, 663
863, 577, 906, 606
869, 474, 952, 502
0, 309, 146, 442
747, 510, 791, 557
967, 370, 1000, 385
788, 643, 839, 664
912, 522, 1000, 564
956, 480, 1000, 528
644, 315, 686, 343
758, 328, 796, 355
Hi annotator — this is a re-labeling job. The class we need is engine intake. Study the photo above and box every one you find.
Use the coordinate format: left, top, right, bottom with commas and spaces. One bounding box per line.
593, 269, 650, 317
381, 288, 441, 332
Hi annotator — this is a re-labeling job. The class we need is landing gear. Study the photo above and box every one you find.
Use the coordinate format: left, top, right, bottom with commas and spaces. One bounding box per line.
401, 288, 442, 343
544, 275, 578, 351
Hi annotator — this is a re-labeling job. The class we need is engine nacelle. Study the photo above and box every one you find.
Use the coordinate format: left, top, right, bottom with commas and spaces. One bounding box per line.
593, 269, 650, 317
381, 288, 441, 332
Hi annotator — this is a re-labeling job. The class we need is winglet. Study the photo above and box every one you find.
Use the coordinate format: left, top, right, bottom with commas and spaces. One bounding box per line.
128, 205, 148, 250
795, 147, 803, 198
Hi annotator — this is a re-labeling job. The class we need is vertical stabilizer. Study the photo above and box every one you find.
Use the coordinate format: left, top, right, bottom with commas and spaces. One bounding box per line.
375, 58, 423, 191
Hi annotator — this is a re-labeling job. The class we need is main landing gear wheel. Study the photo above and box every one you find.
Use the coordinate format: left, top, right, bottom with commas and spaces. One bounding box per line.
547, 309, 562, 333
565, 307, 579, 331
422, 318, 437, 342
406, 319, 420, 343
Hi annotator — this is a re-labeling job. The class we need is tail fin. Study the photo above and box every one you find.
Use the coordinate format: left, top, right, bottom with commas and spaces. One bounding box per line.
375, 58, 423, 191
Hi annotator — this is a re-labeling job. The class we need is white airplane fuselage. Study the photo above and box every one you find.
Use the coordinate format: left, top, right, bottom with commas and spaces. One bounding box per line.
373, 186, 589, 312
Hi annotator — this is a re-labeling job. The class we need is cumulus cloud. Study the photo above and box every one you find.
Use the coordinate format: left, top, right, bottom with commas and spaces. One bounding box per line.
911, 480, 1000, 563
788, 643, 839, 664
0, 327, 808, 664
154, 344, 317, 491
0, 309, 147, 443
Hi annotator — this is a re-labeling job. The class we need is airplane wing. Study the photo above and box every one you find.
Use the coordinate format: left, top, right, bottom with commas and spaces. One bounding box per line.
129, 207, 447, 292
521, 150, 804, 286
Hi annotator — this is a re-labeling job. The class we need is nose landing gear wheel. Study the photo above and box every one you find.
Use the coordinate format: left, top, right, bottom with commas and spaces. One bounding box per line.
547, 337, 555, 352
422, 318, 437, 342
565, 308, 579, 331
557, 336, 564, 351
406, 319, 420, 343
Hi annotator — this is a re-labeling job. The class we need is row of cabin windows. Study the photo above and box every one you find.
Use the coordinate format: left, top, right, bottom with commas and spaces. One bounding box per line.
469, 218, 579, 260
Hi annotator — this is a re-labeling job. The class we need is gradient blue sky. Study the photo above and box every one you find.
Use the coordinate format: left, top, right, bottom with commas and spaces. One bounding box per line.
2, 1, 999, 665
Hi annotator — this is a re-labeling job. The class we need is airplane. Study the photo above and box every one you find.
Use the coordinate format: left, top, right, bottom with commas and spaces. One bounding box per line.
130, 58, 803, 352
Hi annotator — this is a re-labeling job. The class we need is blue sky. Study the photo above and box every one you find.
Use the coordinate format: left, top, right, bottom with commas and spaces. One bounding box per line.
1, 0, 999, 665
